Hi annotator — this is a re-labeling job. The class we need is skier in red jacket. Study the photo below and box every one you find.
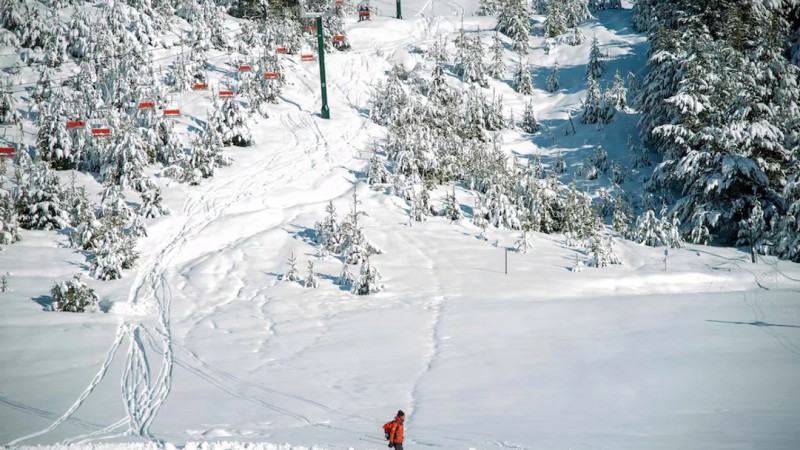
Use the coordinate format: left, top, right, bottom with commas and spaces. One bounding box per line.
386, 410, 405, 449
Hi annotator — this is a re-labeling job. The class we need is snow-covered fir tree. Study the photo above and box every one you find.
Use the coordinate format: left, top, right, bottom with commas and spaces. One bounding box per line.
50, 274, 98, 313
546, 61, 560, 92
580, 75, 603, 124
586, 234, 622, 268
139, 187, 169, 218
513, 229, 532, 253
462, 36, 488, 87
513, 58, 533, 95
0, 189, 22, 246
631, 209, 667, 247
14, 162, 69, 231
336, 261, 355, 288
283, 253, 301, 282
304, 260, 318, 288
520, 99, 541, 133
221, 98, 253, 147
442, 186, 462, 220
610, 69, 627, 110
566, 26, 585, 46
367, 153, 390, 185
488, 31, 506, 79
314, 200, 342, 255
497, 0, 530, 54
351, 257, 383, 295
587, 36, 605, 78
544, 1, 567, 37
0, 82, 21, 125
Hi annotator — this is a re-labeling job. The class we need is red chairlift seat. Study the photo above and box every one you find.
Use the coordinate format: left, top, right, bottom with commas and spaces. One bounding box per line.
301, 54, 315, 62
306, 25, 317, 32
238, 65, 252, 72
219, 89, 235, 98
66, 120, 85, 129
163, 109, 181, 117
264, 72, 278, 80
0, 147, 15, 157
359, 10, 370, 18
193, 83, 209, 90
91, 128, 112, 138
333, 34, 346, 42
276, 47, 289, 54
138, 101, 155, 109
335, 0, 343, 4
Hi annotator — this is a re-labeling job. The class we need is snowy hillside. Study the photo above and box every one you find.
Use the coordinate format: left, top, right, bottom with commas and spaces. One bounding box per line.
2, 1, 800, 450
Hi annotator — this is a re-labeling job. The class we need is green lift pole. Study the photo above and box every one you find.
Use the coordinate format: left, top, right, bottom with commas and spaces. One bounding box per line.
396, 0, 402, 19
315, 16, 330, 119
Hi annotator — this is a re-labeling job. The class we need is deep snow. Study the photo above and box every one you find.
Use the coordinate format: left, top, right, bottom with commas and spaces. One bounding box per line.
2, 1, 800, 449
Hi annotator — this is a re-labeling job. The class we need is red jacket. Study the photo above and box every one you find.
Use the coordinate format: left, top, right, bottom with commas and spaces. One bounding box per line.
389, 416, 404, 444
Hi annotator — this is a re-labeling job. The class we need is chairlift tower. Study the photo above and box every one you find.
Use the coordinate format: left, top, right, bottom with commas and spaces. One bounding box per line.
301, 0, 334, 119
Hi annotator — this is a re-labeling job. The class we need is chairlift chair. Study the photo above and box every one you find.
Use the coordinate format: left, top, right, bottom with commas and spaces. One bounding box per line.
193, 82, 209, 90
219, 88, 235, 99
238, 64, 252, 72
264, 72, 278, 80
66, 120, 85, 130
163, 108, 181, 117
333, 34, 346, 42
138, 101, 155, 109
276, 46, 289, 54
0, 146, 15, 158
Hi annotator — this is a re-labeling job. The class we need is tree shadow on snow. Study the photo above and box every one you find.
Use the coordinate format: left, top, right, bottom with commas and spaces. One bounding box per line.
285, 224, 317, 247
32, 295, 54, 311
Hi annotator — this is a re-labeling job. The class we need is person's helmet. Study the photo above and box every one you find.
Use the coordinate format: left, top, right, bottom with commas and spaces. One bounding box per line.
397, 410, 405, 417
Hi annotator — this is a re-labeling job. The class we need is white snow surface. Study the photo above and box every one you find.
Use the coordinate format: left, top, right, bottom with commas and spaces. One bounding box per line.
2, 1, 800, 450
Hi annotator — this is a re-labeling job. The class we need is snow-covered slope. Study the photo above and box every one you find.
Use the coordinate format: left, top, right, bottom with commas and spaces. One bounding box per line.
2, 1, 800, 450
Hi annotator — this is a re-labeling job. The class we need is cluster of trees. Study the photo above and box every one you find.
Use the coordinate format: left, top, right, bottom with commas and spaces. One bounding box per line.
634, 0, 800, 261
368, 31, 637, 269
311, 192, 385, 295
0, 0, 348, 302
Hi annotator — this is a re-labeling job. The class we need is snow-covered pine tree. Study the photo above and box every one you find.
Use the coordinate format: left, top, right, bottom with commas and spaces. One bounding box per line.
483, 182, 521, 229
587, 36, 605, 78
50, 274, 98, 312
565, 114, 576, 135
14, 162, 69, 231
554, 152, 567, 173
129, 214, 147, 238
221, 98, 253, 147
488, 31, 506, 79
483, 91, 506, 131
304, 260, 318, 288
442, 186, 462, 220
736, 201, 767, 260
36, 90, 76, 170
462, 36, 488, 87
336, 261, 355, 287
546, 61, 560, 92
367, 153, 390, 185
351, 257, 383, 295
520, 99, 541, 133
610, 69, 627, 110
477, 0, 501, 15
580, 75, 602, 124
632, 209, 667, 247
315, 200, 342, 255
513, 229, 532, 253
587, 234, 622, 267
283, 253, 301, 282
0, 81, 20, 125
0, 189, 22, 246
544, 1, 567, 37
513, 58, 533, 95
139, 187, 169, 218
566, 26, 585, 46
101, 123, 150, 191
612, 199, 631, 235
497, 0, 530, 54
